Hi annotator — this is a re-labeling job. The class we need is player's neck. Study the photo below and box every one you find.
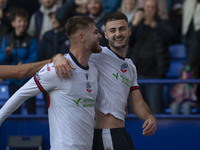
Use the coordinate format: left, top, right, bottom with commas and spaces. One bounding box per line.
110, 46, 127, 58
70, 48, 91, 67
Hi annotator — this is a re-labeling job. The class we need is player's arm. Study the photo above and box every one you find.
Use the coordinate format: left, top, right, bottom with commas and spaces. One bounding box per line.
0, 60, 50, 79
0, 77, 41, 126
129, 89, 157, 136
53, 54, 76, 79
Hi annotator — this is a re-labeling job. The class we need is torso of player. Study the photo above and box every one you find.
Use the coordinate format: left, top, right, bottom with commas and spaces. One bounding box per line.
36, 53, 98, 149
90, 47, 139, 128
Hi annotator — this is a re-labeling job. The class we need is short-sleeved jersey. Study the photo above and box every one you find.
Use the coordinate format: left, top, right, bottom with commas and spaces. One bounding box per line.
90, 47, 139, 121
34, 52, 98, 150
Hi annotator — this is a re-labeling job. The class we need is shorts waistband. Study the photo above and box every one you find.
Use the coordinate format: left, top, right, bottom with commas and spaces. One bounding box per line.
94, 127, 126, 133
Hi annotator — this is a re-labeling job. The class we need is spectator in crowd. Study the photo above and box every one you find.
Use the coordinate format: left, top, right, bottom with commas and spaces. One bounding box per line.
55, 0, 88, 27
0, 0, 15, 29
182, 0, 200, 56
0, 0, 16, 46
188, 29, 200, 112
38, 8, 70, 61
170, 65, 198, 114
119, 0, 138, 24
56, 0, 108, 47
127, 0, 172, 113
137, 0, 169, 20
38, 8, 70, 113
0, 8, 38, 114
0, 16, 8, 50
168, 0, 183, 44
103, 0, 121, 13
27, 0, 59, 44
87, 0, 108, 46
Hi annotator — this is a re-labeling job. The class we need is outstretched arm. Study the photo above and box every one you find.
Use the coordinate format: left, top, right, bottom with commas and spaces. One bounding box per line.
129, 89, 157, 136
0, 78, 41, 126
0, 60, 50, 79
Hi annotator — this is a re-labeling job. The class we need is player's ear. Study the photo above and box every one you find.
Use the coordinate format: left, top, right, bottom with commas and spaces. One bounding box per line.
129, 27, 131, 36
78, 32, 85, 42
104, 31, 108, 40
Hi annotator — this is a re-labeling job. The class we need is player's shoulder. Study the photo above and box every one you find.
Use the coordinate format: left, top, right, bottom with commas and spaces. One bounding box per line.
100, 46, 110, 54
88, 61, 98, 73
37, 63, 56, 77
126, 58, 136, 70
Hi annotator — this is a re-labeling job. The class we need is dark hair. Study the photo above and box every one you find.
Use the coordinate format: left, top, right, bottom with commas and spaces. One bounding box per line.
65, 16, 95, 38
104, 12, 128, 26
12, 8, 29, 21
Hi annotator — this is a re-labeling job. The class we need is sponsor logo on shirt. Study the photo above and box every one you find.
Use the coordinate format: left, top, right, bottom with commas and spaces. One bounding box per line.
73, 98, 82, 106
72, 98, 95, 107
112, 72, 132, 88
120, 63, 128, 73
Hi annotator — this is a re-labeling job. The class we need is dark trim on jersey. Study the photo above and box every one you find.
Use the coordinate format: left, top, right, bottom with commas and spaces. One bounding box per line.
108, 48, 125, 60
34, 75, 50, 108
130, 86, 139, 92
69, 52, 89, 70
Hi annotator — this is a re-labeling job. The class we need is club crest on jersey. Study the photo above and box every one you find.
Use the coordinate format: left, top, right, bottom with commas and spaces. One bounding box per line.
47, 66, 50, 71
120, 63, 128, 73
39, 64, 51, 75
86, 83, 92, 93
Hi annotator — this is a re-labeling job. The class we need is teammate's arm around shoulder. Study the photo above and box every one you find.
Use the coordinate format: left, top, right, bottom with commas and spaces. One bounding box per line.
129, 89, 157, 136
52, 54, 76, 79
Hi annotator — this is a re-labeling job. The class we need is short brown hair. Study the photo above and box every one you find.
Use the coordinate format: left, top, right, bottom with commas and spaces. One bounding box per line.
12, 8, 29, 21
65, 16, 94, 38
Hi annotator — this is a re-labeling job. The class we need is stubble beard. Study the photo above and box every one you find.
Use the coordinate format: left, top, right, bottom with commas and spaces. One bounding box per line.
91, 42, 102, 53
109, 38, 127, 50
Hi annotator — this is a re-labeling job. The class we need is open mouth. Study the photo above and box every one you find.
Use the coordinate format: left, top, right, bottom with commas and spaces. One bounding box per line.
114, 37, 124, 42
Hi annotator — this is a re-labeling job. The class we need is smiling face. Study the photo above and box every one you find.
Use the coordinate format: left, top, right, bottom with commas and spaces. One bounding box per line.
12, 16, 28, 36
104, 19, 131, 51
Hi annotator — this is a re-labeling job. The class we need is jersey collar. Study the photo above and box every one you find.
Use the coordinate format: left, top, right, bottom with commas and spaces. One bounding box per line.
108, 48, 125, 60
69, 52, 89, 70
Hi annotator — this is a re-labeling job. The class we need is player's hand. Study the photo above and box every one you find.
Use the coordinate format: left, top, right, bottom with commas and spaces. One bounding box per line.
142, 115, 157, 136
53, 54, 76, 79
5, 45, 13, 56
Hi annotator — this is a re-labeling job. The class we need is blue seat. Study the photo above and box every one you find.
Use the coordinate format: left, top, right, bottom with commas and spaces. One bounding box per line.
168, 44, 187, 61
0, 84, 9, 107
166, 61, 184, 78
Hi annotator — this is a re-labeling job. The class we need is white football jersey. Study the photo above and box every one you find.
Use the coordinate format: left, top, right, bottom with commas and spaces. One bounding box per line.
0, 52, 99, 150
90, 47, 139, 121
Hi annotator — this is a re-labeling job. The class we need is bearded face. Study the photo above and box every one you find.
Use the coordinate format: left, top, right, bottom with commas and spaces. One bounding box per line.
105, 20, 130, 51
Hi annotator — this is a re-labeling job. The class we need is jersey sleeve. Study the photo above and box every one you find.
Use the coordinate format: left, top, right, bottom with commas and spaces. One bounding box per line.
129, 60, 139, 92
34, 63, 60, 92
0, 77, 40, 126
